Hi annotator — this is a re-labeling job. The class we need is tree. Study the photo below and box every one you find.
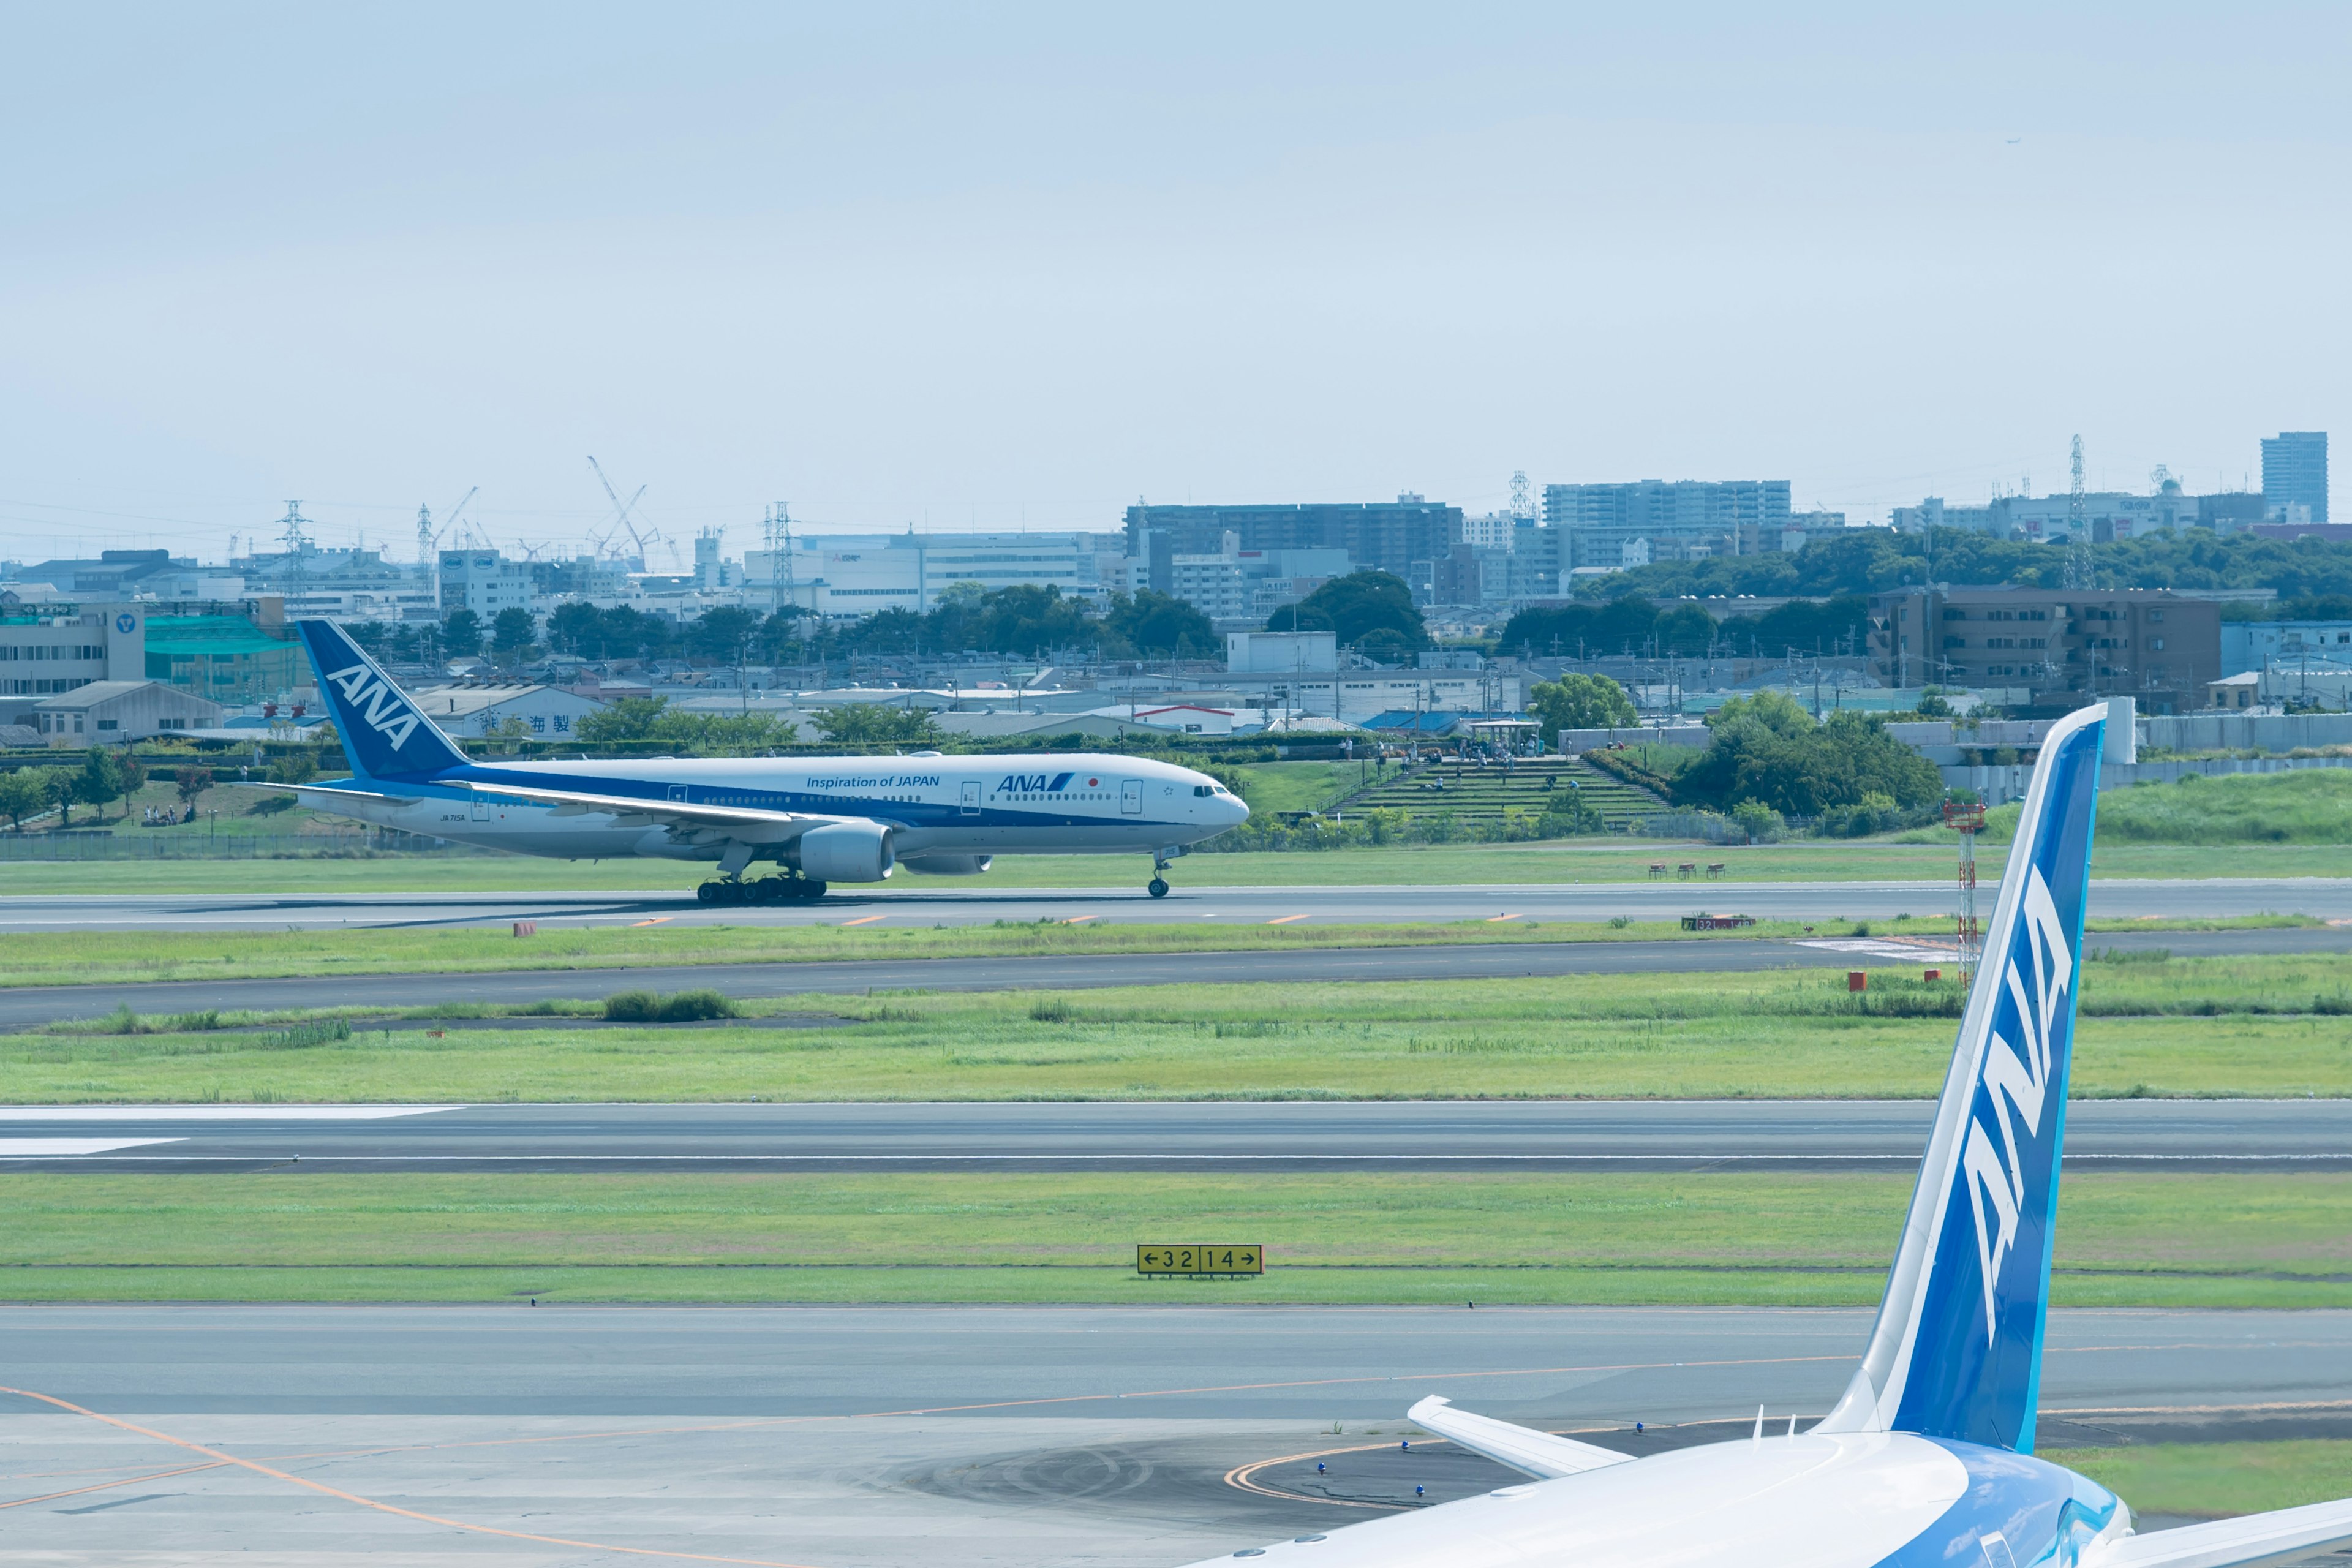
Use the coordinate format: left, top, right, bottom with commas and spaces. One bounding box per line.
490, 608, 539, 665
175, 765, 214, 810
0, 768, 48, 831
1265, 571, 1428, 655
41, 766, 76, 827
74, 748, 124, 820
685, 605, 764, 663
813, 703, 946, 747
1528, 674, 1638, 741
442, 608, 484, 658
1104, 591, 1218, 657
268, 747, 318, 786
113, 750, 145, 815
575, 696, 671, 745
1677, 693, 1942, 817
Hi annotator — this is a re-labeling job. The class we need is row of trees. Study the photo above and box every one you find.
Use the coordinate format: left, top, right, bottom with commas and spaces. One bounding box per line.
1575, 525, 2352, 605
1496, 596, 1869, 663
356, 570, 1442, 673
0, 754, 221, 830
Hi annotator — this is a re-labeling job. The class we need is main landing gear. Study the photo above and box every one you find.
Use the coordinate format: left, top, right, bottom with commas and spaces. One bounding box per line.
696, 875, 829, 906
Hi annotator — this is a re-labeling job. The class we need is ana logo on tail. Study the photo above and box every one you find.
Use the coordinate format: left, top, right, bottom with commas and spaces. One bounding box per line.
323, 662, 422, 750
1960, 864, 2075, 1343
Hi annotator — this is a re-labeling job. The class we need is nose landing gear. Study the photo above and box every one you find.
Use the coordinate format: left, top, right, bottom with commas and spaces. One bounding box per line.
1148, 876, 1170, 899
1147, 849, 1174, 899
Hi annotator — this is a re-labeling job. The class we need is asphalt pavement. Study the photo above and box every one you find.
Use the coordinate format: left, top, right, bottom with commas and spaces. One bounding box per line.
10, 875, 2352, 931
6, 1098, 2347, 1171
7, 1305, 2348, 1563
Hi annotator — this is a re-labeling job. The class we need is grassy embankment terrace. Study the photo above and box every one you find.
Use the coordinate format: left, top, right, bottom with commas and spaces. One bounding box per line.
14, 839, 2352, 895
0, 912, 2315, 992
12, 956, 2352, 1103
2, 1170, 2346, 1307
2046, 1441, 2352, 1520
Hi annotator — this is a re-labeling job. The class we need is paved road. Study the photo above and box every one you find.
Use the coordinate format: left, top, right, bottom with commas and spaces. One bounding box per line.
9, 1303, 2346, 1422
2, 925, 2342, 1028
6, 1098, 2348, 1172
9, 876, 2352, 931
7, 1305, 2346, 1564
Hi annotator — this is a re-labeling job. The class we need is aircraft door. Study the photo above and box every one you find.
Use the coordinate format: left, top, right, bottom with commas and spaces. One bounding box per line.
1120, 779, 1142, 815
960, 780, 981, 815
471, 794, 488, 822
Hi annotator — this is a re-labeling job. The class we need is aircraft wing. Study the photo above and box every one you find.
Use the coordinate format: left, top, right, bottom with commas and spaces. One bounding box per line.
464, 780, 858, 838
2089, 1499, 2352, 1568
1404, 1397, 1633, 1480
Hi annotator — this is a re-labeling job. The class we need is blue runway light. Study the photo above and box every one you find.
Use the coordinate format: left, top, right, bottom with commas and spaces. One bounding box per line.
1415, 1486, 1425, 1497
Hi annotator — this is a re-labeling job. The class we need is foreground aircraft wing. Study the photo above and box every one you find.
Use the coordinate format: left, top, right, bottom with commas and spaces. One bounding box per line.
2090, 1498, 2352, 1568
464, 779, 858, 836
1404, 1396, 1632, 1479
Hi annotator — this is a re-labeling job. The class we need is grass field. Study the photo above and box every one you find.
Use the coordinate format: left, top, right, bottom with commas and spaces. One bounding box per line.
2048, 1441, 2352, 1519
15, 956, 2352, 1104
15, 839, 2352, 894
0, 909, 2303, 992
1, 1169, 2342, 1306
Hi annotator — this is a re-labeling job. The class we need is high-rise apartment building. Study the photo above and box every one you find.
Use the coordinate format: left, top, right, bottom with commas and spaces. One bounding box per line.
1542, 480, 1792, 569
2262, 431, 2329, 523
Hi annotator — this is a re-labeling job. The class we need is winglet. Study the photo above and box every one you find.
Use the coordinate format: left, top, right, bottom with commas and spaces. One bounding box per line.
1814, 702, 2106, 1453
293, 620, 469, 779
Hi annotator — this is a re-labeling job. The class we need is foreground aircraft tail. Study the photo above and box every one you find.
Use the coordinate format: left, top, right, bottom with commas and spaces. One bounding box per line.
1815, 701, 2106, 1454
295, 620, 470, 779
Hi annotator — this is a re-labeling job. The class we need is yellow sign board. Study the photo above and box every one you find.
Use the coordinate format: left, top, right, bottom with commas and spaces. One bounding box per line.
1137, 1243, 1264, 1276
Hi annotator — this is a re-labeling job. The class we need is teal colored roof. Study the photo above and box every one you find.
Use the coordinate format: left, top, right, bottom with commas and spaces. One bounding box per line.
145, 617, 296, 656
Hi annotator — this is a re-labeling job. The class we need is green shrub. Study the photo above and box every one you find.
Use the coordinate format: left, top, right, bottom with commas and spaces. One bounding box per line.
605, 988, 739, 1022
603, 990, 662, 1022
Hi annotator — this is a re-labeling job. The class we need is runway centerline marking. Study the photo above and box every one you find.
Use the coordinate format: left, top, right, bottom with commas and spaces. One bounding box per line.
840, 916, 886, 927
1268, 914, 1310, 925
1487, 914, 1520, 922
630, 917, 673, 927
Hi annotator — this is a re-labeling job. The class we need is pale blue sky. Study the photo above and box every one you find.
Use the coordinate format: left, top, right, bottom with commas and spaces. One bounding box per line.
2, 3, 2346, 562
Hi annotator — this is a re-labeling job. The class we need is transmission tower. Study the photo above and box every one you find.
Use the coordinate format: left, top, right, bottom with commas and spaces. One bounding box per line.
2063, 435, 2091, 590
278, 501, 314, 588
766, 502, 796, 616
1508, 470, 1536, 523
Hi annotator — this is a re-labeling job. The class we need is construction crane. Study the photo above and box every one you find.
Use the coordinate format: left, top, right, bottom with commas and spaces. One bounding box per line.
417, 486, 480, 564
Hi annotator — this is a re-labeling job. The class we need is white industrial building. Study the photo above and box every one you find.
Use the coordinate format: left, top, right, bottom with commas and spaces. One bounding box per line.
745, 532, 1118, 617
1, 680, 225, 744
405, 680, 607, 739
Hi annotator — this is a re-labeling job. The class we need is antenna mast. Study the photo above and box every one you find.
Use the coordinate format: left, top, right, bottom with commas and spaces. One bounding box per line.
2064, 435, 2090, 590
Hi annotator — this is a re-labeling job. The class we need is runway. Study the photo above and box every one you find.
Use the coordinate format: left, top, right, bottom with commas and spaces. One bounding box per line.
6, 1098, 2349, 1171
0, 925, 2342, 1028
9, 875, 2352, 932
6, 1304, 2348, 1566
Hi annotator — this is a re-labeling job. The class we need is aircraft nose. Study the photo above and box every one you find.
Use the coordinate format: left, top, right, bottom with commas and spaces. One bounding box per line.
1228, 793, 1251, 824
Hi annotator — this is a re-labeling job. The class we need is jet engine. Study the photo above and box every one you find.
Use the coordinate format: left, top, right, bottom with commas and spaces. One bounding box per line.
788, 820, 896, 882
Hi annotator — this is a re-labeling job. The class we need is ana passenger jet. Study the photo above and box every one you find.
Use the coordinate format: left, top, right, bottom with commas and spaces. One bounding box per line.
1182, 701, 2352, 1568
284, 619, 1247, 902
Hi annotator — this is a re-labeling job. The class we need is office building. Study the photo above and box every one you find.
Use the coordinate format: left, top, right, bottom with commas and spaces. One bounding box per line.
746, 532, 1102, 617
0, 602, 148, 695
1542, 480, 1792, 569
2263, 432, 2329, 523
1868, 587, 2218, 714
439, 551, 542, 619
1123, 499, 1459, 597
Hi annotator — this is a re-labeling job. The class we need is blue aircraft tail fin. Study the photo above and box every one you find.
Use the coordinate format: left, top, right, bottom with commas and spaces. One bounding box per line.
1814, 701, 2107, 1453
295, 620, 469, 779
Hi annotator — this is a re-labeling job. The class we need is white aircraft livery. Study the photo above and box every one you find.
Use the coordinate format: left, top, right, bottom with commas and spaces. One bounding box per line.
287, 619, 1248, 901
1179, 701, 2352, 1568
